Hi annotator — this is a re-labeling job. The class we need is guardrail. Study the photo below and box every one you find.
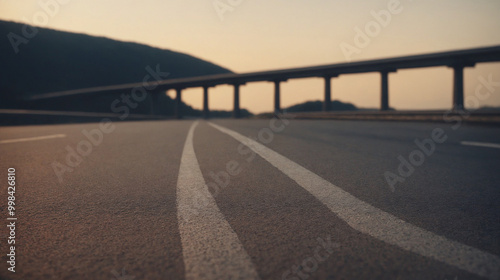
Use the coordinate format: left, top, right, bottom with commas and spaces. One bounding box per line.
26, 45, 500, 119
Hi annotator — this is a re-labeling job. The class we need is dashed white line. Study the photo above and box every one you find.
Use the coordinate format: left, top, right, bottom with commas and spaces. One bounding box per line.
461, 141, 500, 149
176, 121, 260, 280
209, 122, 500, 280
0, 134, 66, 144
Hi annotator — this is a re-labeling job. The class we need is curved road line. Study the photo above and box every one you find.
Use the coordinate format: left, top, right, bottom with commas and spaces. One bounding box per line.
209, 121, 500, 280
176, 121, 260, 280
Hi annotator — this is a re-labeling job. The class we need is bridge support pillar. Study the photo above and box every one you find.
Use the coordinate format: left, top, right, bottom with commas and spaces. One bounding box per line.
274, 80, 281, 114
449, 63, 474, 111
203, 86, 210, 119
380, 70, 395, 111
175, 88, 183, 119
323, 75, 336, 111
233, 84, 241, 118
452, 65, 465, 111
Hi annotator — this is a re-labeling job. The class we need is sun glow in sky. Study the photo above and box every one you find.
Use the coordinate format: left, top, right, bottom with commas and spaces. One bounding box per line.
1, 0, 500, 113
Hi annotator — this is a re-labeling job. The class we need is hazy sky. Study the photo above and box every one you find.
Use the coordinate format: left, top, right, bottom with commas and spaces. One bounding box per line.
1, 0, 500, 113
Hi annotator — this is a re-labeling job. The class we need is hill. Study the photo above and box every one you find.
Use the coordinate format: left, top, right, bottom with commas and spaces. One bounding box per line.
0, 20, 243, 116
286, 100, 358, 112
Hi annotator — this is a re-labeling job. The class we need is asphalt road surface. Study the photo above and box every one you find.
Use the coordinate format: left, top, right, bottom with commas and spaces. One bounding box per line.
0, 118, 499, 280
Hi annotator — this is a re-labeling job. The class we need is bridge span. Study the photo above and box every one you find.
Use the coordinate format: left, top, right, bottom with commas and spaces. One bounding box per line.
27, 45, 500, 118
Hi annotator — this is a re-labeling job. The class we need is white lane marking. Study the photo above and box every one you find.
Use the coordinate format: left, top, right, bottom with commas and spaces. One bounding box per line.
0, 134, 66, 144
176, 121, 260, 280
209, 122, 500, 280
461, 141, 500, 149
